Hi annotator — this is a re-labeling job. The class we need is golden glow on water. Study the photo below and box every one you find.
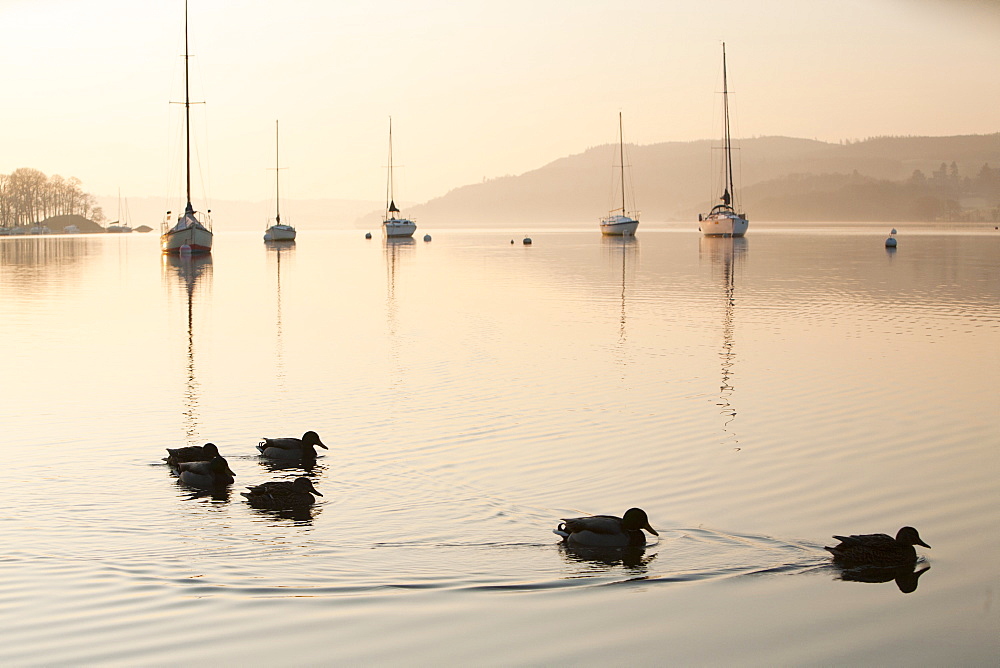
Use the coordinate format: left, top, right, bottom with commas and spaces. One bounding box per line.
0, 226, 997, 664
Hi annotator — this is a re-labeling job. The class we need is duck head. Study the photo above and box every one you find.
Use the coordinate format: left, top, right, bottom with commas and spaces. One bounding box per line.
622, 508, 658, 536
203, 442, 219, 457
896, 526, 930, 548
293, 477, 323, 496
211, 456, 236, 478
302, 431, 328, 450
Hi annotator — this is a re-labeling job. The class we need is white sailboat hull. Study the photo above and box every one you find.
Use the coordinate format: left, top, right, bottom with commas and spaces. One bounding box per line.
700, 211, 748, 238
383, 218, 416, 238
600, 214, 639, 236
162, 218, 213, 253
264, 224, 296, 241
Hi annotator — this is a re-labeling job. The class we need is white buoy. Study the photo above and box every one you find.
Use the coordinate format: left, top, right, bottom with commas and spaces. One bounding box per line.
179, 244, 192, 255
423, 234, 432, 242
365, 232, 372, 239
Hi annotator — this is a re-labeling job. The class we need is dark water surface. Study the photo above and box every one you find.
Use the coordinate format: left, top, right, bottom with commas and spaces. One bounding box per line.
1, 224, 997, 665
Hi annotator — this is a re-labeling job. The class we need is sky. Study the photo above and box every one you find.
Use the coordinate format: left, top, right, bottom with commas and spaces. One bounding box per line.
1, 0, 998, 207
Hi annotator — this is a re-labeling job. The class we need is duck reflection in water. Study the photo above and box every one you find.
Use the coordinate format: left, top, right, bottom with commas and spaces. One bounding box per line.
248, 503, 321, 523
832, 563, 931, 594
257, 454, 323, 475
177, 483, 233, 503
559, 543, 657, 574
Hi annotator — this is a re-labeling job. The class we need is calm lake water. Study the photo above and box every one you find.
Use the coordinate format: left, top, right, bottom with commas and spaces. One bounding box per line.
1, 223, 998, 665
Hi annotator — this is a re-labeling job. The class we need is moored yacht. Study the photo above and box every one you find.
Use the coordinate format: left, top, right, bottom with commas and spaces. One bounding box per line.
161, 0, 213, 255
263, 120, 296, 242
382, 117, 416, 239
699, 43, 748, 238
600, 112, 639, 236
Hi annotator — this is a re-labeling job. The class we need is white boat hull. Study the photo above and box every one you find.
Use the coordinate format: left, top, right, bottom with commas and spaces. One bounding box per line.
383, 218, 416, 238
700, 212, 748, 238
600, 215, 639, 236
162, 220, 213, 254
264, 224, 296, 241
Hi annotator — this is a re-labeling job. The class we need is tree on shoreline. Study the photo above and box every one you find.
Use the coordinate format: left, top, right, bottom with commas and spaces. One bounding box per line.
0, 168, 103, 228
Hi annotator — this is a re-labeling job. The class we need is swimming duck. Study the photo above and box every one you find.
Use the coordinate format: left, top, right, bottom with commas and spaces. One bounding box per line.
257, 431, 328, 460
825, 526, 930, 566
553, 508, 658, 547
176, 456, 236, 489
241, 477, 323, 508
165, 442, 220, 466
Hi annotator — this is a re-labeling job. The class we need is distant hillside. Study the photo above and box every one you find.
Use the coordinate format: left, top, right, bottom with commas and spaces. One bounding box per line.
408, 134, 1000, 225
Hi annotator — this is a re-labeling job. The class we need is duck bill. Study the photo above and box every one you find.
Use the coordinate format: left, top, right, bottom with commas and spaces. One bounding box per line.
312, 490, 324, 496
317, 441, 329, 450
916, 539, 930, 548
644, 523, 659, 536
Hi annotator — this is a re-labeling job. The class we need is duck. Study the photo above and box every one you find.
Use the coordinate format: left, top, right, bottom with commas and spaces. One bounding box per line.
553, 508, 658, 547
825, 526, 930, 566
165, 442, 220, 466
257, 431, 328, 460
176, 456, 236, 489
241, 477, 323, 508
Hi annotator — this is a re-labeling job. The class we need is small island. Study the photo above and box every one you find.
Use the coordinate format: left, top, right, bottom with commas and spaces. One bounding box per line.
0, 167, 119, 235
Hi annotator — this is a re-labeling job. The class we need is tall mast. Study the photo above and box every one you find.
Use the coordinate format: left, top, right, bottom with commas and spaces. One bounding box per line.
722, 42, 734, 204
274, 120, 280, 224
184, 0, 192, 214
618, 112, 626, 215
387, 116, 393, 212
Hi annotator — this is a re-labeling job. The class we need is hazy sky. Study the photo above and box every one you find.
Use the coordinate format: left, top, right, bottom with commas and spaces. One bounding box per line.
2, 0, 998, 206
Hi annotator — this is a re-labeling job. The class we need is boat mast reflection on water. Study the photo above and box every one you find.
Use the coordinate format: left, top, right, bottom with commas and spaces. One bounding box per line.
384, 236, 415, 336
163, 253, 213, 445
602, 236, 639, 349
699, 236, 746, 448
265, 240, 294, 389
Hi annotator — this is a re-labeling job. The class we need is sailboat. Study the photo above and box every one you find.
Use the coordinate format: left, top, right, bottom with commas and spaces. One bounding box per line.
382, 117, 417, 238
264, 120, 296, 242
161, 0, 213, 254
600, 112, 639, 236
107, 190, 133, 233
699, 43, 748, 238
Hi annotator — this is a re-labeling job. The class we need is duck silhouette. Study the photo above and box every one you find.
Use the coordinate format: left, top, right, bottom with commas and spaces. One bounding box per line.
553, 508, 658, 547
825, 526, 930, 567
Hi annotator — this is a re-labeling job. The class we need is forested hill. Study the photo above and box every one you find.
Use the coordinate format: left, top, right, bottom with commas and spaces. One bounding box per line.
407, 134, 1000, 225
0, 168, 105, 229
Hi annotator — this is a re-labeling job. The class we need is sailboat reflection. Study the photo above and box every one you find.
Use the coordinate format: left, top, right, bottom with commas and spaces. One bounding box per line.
832, 563, 930, 594
384, 236, 415, 338
265, 240, 295, 389
602, 236, 638, 347
163, 253, 213, 446
699, 236, 747, 448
